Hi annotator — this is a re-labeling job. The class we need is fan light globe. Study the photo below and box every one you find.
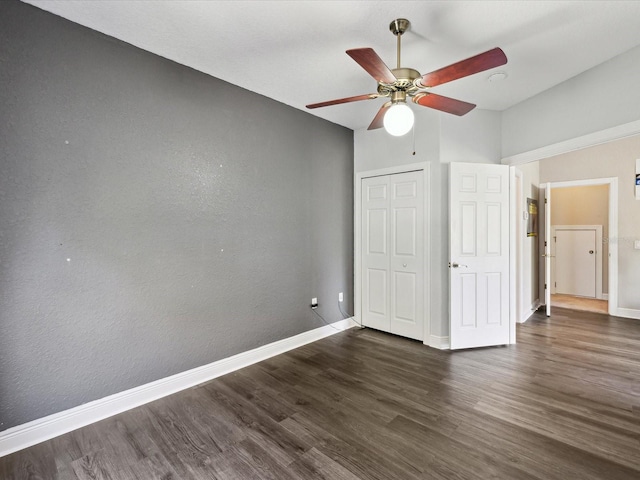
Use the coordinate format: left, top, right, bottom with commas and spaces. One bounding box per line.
383, 103, 414, 136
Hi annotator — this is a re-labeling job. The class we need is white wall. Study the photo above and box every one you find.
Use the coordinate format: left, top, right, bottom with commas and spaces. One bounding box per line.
355, 108, 502, 339
502, 44, 640, 158
516, 161, 540, 321
441, 110, 502, 164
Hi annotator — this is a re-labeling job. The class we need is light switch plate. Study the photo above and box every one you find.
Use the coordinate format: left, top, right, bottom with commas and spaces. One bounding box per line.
636, 159, 640, 200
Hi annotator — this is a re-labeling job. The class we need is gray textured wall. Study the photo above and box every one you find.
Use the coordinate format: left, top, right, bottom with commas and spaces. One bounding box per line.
0, 0, 353, 431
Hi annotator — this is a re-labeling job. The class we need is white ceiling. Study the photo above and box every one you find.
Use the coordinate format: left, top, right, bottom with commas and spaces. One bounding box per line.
23, 0, 640, 130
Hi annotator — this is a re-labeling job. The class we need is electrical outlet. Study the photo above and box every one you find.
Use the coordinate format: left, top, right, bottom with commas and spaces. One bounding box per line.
338, 292, 344, 302
311, 297, 318, 309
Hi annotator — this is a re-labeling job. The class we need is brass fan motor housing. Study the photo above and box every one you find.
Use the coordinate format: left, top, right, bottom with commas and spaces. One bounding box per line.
377, 67, 422, 97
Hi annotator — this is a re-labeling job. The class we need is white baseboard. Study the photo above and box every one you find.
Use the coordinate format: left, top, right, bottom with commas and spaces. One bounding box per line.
0, 318, 357, 458
428, 335, 450, 350
518, 311, 531, 324
519, 300, 541, 324
616, 308, 640, 320
602, 293, 609, 300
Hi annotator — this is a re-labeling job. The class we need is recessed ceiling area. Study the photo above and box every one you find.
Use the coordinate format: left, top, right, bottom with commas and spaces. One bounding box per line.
22, 0, 640, 130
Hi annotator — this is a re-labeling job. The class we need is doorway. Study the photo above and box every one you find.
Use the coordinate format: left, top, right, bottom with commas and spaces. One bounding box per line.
540, 178, 618, 316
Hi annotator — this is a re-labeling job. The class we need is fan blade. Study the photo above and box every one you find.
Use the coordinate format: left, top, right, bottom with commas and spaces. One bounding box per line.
346, 48, 397, 84
413, 92, 475, 116
367, 102, 392, 130
419, 47, 507, 88
306, 93, 378, 109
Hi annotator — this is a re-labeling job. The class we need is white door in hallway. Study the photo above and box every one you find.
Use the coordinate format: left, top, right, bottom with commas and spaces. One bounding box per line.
449, 162, 510, 349
361, 171, 424, 340
554, 227, 597, 298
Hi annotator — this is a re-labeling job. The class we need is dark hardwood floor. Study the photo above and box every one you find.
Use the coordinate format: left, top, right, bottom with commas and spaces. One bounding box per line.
2, 307, 640, 479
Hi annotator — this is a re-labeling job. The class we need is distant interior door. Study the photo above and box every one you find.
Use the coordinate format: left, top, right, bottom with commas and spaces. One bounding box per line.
553, 227, 598, 298
361, 170, 424, 340
541, 183, 551, 316
449, 162, 510, 350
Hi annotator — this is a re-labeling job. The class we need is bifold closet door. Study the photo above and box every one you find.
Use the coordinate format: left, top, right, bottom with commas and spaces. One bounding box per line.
361, 171, 424, 340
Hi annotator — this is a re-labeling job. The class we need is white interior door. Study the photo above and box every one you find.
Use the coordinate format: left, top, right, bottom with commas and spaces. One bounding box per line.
553, 228, 597, 297
361, 171, 424, 340
538, 183, 552, 316
449, 163, 510, 349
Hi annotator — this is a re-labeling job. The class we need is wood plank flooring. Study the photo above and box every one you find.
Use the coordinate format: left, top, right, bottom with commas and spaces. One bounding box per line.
2, 307, 640, 479
552, 293, 609, 314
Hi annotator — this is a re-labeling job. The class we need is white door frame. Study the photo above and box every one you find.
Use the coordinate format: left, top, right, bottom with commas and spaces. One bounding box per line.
355, 162, 431, 345
551, 225, 603, 299
543, 183, 552, 316
512, 168, 524, 324
509, 167, 517, 343
543, 178, 618, 316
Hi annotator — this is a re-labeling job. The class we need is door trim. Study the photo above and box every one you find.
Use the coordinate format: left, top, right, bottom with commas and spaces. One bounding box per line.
509, 167, 517, 342
541, 177, 618, 316
512, 168, 526, 324
355, 163, 431, 345
551, 225, 603, 299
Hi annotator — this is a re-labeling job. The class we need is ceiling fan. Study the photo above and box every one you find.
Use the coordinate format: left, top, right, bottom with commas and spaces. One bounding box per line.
306, 19, 507, 136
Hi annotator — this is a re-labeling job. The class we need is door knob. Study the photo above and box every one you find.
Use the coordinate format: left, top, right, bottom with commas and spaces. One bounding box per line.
589, 250, 594, 254
449, 262, 468, 268
403, 263, 407, 267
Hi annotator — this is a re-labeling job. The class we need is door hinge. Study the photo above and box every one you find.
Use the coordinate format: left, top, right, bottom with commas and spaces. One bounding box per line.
544, 283, 547, 290
555, 282, 557, 287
